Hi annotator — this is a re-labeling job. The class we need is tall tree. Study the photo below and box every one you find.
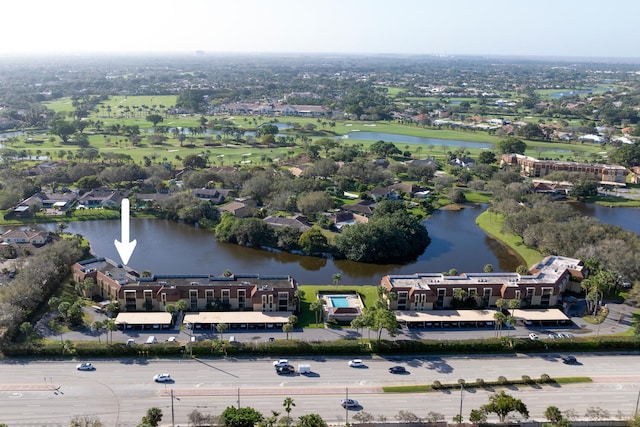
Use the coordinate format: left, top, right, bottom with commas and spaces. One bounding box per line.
480, 391, 529, 422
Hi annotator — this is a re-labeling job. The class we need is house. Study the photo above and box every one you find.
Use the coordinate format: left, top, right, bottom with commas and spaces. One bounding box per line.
192, 188, 229, 204
263, 214, 312, 232
71, 258, 298, 314
18, 192, 76, 211
450, 157, 475, 168
1, 229, 49, 245
77, 188, 129, 208
218, 198, 257, 218
341, 200, 376, 216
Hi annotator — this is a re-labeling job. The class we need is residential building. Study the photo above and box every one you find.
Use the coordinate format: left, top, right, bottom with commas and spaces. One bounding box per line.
77, 188, 129, 208
500, 154, 627, 184
380, 255, 585, 311
71, 258, 298, 313
1, 229, 49, 245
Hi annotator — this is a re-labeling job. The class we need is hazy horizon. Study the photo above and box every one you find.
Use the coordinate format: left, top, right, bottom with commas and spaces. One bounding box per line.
4, 0, 639, 60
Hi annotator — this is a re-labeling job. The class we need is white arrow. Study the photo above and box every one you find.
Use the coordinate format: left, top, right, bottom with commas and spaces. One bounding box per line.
114, 198, 137, 265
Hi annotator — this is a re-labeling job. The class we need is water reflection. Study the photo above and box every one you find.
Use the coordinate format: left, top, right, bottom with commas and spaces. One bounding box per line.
30, 205, 521, 285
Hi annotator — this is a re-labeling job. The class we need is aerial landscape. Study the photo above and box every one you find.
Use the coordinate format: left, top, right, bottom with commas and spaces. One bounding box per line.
1, 1, 640, 427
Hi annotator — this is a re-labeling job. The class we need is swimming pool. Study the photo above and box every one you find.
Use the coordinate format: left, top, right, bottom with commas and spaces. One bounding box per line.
329, 296, 350, 308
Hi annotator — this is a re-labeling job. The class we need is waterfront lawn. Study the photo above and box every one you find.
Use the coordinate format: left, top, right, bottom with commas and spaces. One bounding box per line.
475, 210, 543, 268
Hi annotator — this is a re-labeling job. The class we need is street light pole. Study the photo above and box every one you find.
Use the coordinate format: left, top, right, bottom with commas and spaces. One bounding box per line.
170, 389, 175, 427
345, 387, 349, 426
458, 382, 464, 423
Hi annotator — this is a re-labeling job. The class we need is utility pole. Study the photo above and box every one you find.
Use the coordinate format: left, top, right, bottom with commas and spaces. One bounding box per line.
171, 389, 175, 427
237, 387, 241, 409
635, 388, 640, 417
345, 387, 349, 426
458, 382, 464, 423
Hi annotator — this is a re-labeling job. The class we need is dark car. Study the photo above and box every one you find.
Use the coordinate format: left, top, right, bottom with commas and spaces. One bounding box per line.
341, 398, 359, 408
388, 366, 407, 374
276, 365, 295, 374
562, 355, 578, 365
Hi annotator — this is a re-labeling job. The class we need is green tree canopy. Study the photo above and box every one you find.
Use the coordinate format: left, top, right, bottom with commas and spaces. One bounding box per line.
221, 406, 264, 427
480, 391, 529, 422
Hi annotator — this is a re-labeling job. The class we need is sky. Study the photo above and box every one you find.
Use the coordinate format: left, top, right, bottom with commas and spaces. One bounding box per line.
3, 0, 639, 59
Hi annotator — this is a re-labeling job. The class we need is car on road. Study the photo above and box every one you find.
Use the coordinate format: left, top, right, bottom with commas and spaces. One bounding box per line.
529, 333, 539, 340
276, 365, 295, 375
388, 366, 407, 374
166, 336, 177, 342
562, 355, 578, 365
348, 359, 365, 368
153, 373, 171, 382
548, 333, 557, 339
556, 332, 566, 338
341, 399, 359, 408
76, 362, 95, 371
273, 359, 289, 367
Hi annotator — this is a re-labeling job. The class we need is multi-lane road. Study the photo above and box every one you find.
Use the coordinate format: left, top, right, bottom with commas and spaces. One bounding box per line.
1, 353, 639, 426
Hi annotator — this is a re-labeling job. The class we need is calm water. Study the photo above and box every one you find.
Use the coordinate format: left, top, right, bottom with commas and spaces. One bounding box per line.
29, 205, 517, 285
21, 204, 639, 285
343, 131, 493, 149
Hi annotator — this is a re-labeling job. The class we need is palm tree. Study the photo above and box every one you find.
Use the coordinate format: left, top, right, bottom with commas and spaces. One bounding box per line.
453, 289, 467, 308
293, 289, 305, 313
282, 323, 294, 340
91, 321, 104, 344
216, 322, 228, 341
332, 273, 342, 286
493, 312, 506, 337
495, 298, 506, 312
104, 319, 118, 344
282, 397, 295, 426
309, 300, 324, 326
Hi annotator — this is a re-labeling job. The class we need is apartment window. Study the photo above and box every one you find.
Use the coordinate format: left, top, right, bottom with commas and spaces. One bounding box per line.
261, 294, 267, 311
278, 292, 289, 311
189, 289, 198, 310
515, 290, 521, 300
124, 290, 137, 311
161, 293, 167, 305
144, 290, 153, 311
206, 290, 214, 305
238, 289, 246, 310
222, 289, 230, 304
468, 288, 477, 297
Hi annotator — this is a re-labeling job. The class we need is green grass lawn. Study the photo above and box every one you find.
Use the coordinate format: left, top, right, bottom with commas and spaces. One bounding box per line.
297, 285, 380, 328
475, 210, 543, 268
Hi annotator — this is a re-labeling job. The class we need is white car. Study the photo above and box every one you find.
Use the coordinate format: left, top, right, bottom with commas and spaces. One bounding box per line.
348, 359, 365, 368
167, 336, 177, 342
529, 333, 539, 340
153, 373, 171, 383
76, 362, 95, 371
273, 359, 289, 367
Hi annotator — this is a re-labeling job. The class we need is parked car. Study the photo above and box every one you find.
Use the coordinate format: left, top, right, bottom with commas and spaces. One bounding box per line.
126, 338, 135, 346
153, 373, 171, 383
548, 333, 557, 339
76, 362, 95, 371
276, 365, 295, 375
166, 336, 177, 342
388, 366, 407, 374
348, 359, 366, 368
562, 355, 578, 365
529, 333, 539, 340
273, 359, 289, 368
341, 399, 359, 408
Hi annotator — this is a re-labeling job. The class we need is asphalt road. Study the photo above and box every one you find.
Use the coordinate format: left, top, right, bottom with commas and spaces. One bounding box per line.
1, 354, 639, 426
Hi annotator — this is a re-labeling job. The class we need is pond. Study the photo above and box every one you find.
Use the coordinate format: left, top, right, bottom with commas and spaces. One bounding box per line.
30, 204, 520, 285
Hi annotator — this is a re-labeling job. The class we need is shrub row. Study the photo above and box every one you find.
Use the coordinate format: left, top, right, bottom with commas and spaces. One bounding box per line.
3, 335, 640, 359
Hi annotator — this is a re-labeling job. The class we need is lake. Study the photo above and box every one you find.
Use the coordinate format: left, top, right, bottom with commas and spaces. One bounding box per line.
17, 203, 639, 286
342, 131, 493, 149
30, 205, 519, 285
